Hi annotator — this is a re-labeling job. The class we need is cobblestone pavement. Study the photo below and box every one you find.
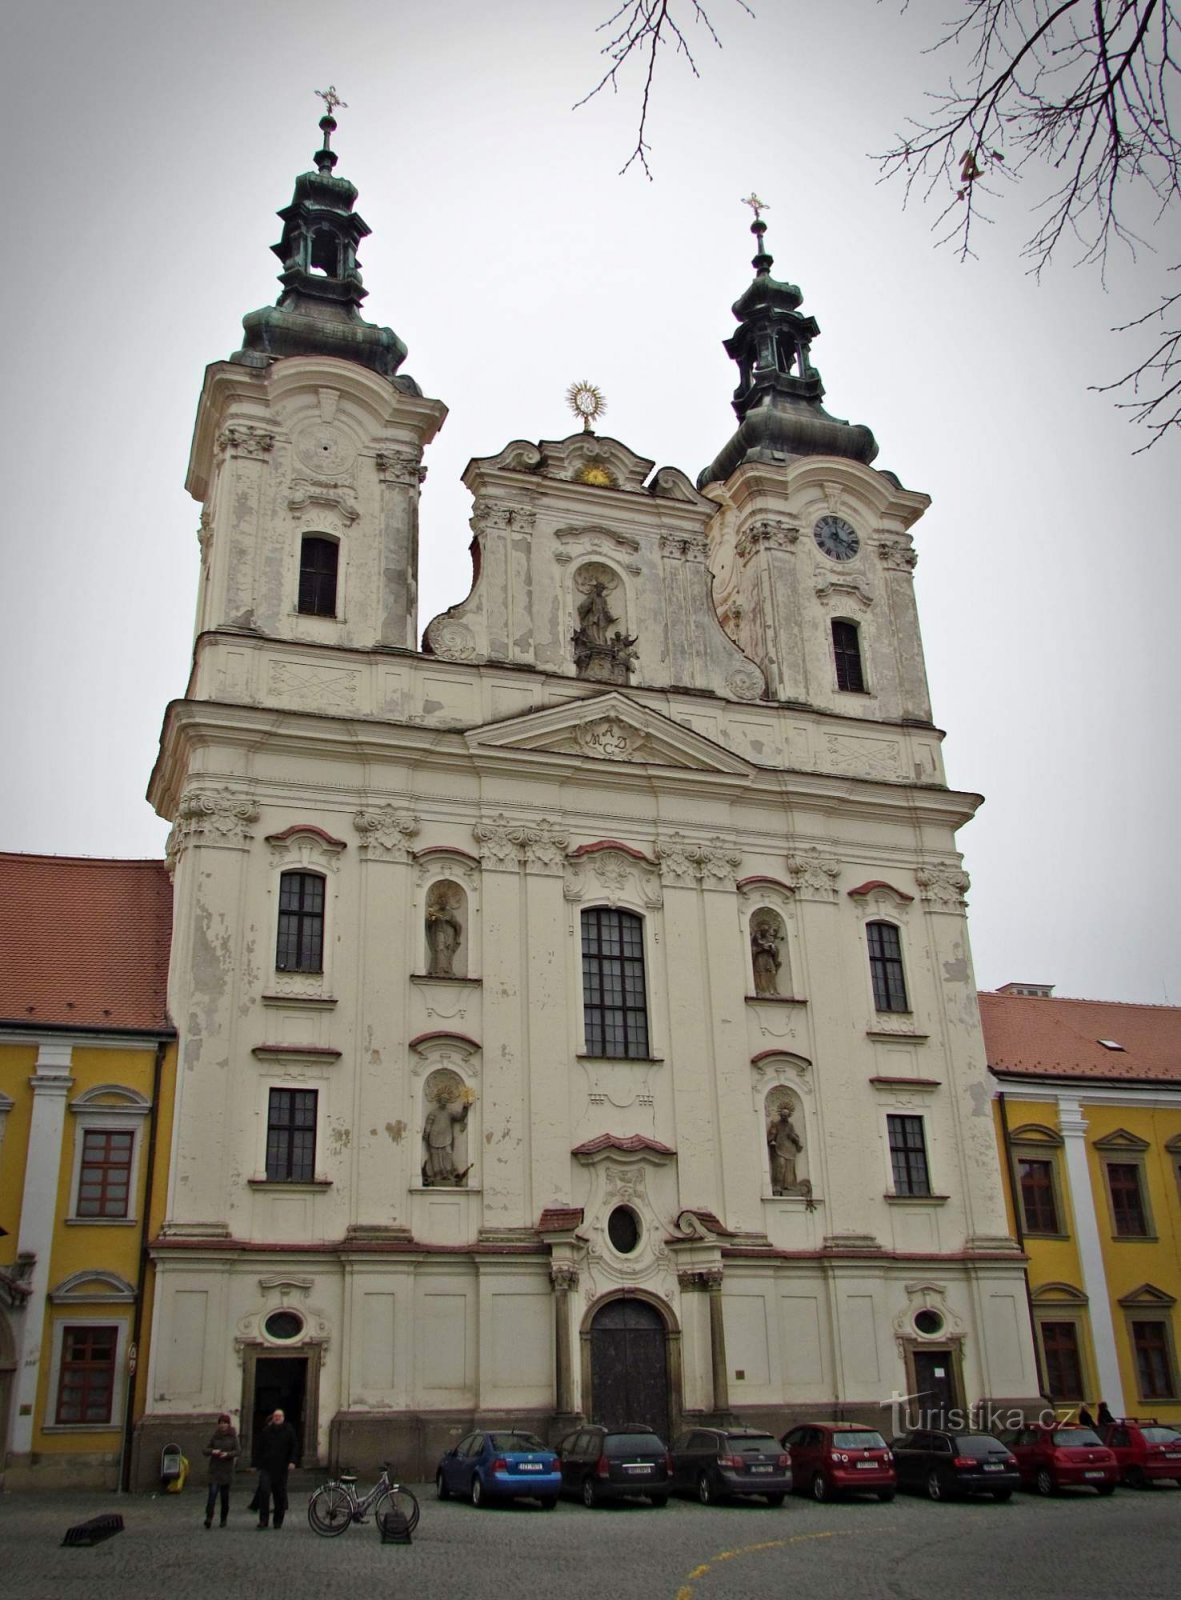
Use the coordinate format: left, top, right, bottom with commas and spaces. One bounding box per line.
3, 1480, 1180, 1600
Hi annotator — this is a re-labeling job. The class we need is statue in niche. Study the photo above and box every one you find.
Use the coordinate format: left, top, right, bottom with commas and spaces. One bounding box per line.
767, 1099, 812, 1204
422, 1080, 476, 1187
573, 571, 637, 684
425, 881, 464, 978
750, 912, 784, 996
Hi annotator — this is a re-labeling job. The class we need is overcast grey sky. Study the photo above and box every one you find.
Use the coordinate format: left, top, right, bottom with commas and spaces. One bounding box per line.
2, 0, 1178, 1005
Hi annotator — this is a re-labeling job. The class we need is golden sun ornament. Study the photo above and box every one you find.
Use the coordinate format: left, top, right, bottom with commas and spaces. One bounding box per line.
566, 380, 606, 433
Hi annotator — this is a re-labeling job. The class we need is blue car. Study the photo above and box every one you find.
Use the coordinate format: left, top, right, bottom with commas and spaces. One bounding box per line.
435, 1430, 561, 1508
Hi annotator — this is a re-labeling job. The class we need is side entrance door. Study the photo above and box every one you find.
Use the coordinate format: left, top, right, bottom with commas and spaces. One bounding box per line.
589, 1299, 669, 1440
912, 1349, 959, 1427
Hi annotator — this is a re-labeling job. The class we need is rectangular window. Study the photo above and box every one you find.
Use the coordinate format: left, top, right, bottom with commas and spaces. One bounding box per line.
298, 535, 339, 617
832, 619, 865, 692
276, 871, 325, 973
1018, 1157, 1060, 1234
56, 1326, 118, 1424
1040, 1322, 1085, 1401
581, 907, 650, 1059
887, 1114, 931, 1196
867, 921, 909, 1012
1132, 1321, 1176, 1400
75, 1128, 134, 1219
266, 1088, 317, 1183
1107, 1162, 1149, 1237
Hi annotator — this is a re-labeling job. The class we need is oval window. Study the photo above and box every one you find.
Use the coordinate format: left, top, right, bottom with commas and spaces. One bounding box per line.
914, 1308, 944, 1337
264, 1310, 304, 1342
607, 1206, 641, 1255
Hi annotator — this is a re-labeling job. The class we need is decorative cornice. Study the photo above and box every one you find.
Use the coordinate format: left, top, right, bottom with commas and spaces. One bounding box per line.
472, 814, 570, 873
375, 449, 427, 487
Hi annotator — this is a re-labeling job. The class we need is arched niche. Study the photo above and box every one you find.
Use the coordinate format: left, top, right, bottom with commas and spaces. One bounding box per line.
764, 1085, 811, 1199
424, 878, 468, 978
420, 1063, 477, 1189
749, 907, 789, 997
572, 561, 636, 684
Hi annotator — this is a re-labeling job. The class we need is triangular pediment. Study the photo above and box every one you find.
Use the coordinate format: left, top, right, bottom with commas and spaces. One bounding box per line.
464, 693, 754, 775
1093, 1127, 1151, 1152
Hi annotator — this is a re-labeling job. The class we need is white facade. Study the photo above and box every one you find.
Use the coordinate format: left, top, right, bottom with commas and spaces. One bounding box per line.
139, 156, 1039, 1479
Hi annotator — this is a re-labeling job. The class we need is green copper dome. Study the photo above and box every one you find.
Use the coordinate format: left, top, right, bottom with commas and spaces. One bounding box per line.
233, 112, 419, 391
697, 218, 876, 488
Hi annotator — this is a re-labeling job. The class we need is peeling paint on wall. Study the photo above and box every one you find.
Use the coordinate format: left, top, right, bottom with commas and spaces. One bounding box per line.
385, 1121, 406, 1143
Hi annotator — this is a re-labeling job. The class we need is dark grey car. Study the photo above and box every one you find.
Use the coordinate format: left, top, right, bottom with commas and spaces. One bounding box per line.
891, 1429, 1021, 1501
669, 1427, 792, 1505
557, 1423, 670, 1507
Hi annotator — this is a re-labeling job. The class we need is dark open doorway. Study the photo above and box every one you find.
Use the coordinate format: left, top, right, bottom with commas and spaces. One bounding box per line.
250, 1356, 307, 1466
912, 1348, 960, 1427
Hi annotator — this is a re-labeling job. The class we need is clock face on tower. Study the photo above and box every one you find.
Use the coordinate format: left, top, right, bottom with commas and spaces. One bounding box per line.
813, 514, 860, 561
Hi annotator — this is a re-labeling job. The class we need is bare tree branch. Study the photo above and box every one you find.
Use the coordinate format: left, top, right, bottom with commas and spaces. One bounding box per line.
576, 1, 752, 178
879, 1, 1181, 444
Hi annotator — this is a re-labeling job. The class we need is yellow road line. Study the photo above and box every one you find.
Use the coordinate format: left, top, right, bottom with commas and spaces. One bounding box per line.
674, 1530, 837, 1598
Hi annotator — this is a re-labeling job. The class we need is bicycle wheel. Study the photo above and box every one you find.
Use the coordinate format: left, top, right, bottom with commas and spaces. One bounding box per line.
308, 1483, 354, 1536
375, 1486, 420, 1534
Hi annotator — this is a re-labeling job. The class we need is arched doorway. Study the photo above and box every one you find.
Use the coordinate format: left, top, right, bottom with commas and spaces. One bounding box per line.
588, 1298, 670, 1441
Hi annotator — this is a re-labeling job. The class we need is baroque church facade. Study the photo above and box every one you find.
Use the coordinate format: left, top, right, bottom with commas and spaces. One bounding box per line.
137, 111, 1040, 1480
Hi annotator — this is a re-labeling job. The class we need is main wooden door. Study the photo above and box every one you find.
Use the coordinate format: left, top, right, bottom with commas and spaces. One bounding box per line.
912, 1349, 959, 1426
589, 1299, 669, 1440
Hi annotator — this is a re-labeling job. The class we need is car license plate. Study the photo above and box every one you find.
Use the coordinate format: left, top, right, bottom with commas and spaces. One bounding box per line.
750, 1464, 773, 1474
1167, 1453, 1181, 1460
518, 1463, 542, 1472
983, 1464, 1004, 1472
856, 1461, 876, 1469
1084, 1470, 1104, 1479
624, 1463, 652, 1474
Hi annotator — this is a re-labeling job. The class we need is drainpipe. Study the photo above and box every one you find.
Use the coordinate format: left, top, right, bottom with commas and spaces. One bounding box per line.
997, 1089, 1047, 1400
119, 1037, 169, 1493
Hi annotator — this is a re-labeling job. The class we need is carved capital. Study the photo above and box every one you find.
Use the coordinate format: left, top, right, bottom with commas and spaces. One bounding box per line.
676, 1267, 723, 1292
375, 450, 428, 487
658, 531, 708, 562
876, 537, 919, 573
520, 819, 571, 873
736, 518, 801, 559
471, 499, 533, 535
656, 833, 742, 889
786, 848, 841, 900
472, 814, 518, 869
170, 787, 260, 854
472, 814, 569, 872
915, 861, 970, 908
216, 425, 275, 459
550, 1263, 580, 1293
353, 807, 421, 862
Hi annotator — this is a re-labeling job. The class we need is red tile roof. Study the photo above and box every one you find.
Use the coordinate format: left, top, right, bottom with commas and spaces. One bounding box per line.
0, 854, 173, 1033
980, 990, 1181, 1084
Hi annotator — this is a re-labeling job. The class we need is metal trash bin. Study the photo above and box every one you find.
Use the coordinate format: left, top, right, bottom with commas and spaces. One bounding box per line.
160, 1443, 186, 1491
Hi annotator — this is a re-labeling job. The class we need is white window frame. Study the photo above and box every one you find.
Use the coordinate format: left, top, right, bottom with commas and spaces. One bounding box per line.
43, 1315, 130, 1433
66, 1086, 150, 1225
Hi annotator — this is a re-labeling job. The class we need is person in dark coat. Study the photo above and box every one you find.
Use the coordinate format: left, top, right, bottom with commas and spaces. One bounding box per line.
1097, 1400, 1116, 1427
254, 1408, 299, 1529
1077, 1404, 1096, 1428
202, 1413, 240, 1528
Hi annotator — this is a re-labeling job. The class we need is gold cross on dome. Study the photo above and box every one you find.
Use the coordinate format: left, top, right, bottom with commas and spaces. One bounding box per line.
741, 193, 769, 220
316, 85, 348, 115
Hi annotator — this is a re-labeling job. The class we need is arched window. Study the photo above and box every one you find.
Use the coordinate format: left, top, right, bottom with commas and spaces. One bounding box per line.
581, 907, 649, 1058
832, 618, 865, 692
276, 870, 325, 972
298, 535, 338, 617
866, 921, 908, 1012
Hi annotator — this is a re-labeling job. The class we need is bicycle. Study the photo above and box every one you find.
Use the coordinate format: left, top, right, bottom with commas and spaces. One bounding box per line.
307, 1462, 421, 1537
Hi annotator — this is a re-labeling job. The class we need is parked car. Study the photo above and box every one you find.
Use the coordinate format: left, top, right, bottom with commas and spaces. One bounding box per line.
1002, 1422, 1118, 1495
435, 1430, 561, 1508
1098, 1418, 1181, 1488
781, 1422, 895, 1502
890, 1428, 1020, 1502
669, 1427, 792, 1505
556, 1423, 671, 1507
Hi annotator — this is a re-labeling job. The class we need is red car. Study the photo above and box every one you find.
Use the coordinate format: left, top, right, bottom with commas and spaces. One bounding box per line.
782, 1422, 895, 1502
1003, 1422, 1118, 1495
1099, 1418, 1181, 1488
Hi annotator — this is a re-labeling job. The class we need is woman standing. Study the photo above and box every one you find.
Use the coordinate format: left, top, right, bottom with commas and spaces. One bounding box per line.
202, 1413, 240, 1529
